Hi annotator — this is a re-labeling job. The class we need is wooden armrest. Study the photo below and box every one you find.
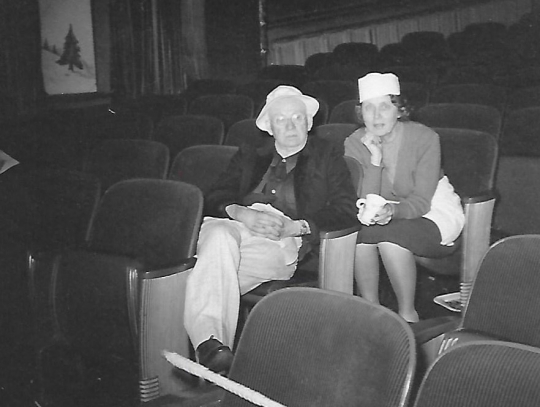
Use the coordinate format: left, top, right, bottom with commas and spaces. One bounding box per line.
318, 224, 360, 294
411, 316, 461, 345
27, 250, 63, 342
319, 224, 361, 240
460, 192, 496, 304
420, 328, 503, 369
461, 190, 497, 205
138, 258, 197, 402
414, 316, 462, 370
140, 257, 197, 279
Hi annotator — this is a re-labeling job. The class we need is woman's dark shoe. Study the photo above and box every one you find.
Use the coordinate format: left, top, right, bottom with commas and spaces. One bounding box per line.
196, 338, 234, 376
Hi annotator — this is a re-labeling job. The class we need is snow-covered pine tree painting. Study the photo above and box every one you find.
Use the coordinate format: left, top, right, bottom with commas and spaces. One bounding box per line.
39, 0, 97, 95
56, 24, 83, 71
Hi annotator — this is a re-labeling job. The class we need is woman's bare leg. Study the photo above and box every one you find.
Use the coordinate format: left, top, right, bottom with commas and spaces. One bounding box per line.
354, 244, 381, 304
378, 242, 419, 322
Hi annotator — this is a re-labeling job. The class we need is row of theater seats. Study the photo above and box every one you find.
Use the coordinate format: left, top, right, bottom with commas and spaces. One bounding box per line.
300, 16, 540, 84
11, 114, 526, 246
6, 133, 355, 406
13, 146, 354, 406
187, 233, 540, 407
165, 229, 540, 406
2, 92, 534, 270
80, 112, 540, 286
6, 96, 536, 407
146, 79, 540, 158
152, 95, 540, 240
21, 169, 540, 406
4, 75, 539, 239
0, 118, 434, 402
5, 70, 539, 174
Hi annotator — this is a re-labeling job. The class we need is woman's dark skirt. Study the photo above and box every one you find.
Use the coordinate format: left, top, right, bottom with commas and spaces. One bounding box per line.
357, 217, 460, 257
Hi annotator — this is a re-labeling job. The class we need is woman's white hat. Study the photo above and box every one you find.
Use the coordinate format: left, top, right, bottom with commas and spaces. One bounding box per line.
358, 72, 400, 103
256, 85, 319, 133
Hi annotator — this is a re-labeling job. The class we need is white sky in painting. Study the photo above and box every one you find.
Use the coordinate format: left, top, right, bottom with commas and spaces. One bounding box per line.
39, 0, 96, 94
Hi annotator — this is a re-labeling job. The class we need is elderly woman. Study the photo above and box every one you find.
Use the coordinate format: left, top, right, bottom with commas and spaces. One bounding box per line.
344, 73, 464, 322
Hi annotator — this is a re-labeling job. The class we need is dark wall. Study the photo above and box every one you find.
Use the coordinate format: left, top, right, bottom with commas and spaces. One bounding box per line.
268, 0, 379, 22
205, 0, 261, 81
267, 0, 483, 23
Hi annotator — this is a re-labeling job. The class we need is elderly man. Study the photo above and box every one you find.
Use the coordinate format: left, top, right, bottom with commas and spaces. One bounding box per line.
184, 85, 358, 375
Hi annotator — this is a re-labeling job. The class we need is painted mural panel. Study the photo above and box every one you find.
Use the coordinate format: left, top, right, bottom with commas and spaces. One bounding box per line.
39, 0, 97, 95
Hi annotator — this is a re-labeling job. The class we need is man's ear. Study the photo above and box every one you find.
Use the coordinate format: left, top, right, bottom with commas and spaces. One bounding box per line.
261, 117, 273, 135
306, 115, 314, 131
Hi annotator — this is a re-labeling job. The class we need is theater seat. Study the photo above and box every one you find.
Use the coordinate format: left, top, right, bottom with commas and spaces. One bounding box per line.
83, 139, 170, 193
188, 94, 254, 132
240, 150, 362, 313
413, 341, 540, 407
223, 119, 270, 148
413, 103, 502, 140
413, 235, 540, 380
493, 156, 540, 236
168, 145, 239, 195
430, 83, 507, 113
329, 99, 360, 124
500, 106, 540, 156
312, 123, 360, 147
166, 141, 362, 316
414, 128, 498, 309
4, 169, 102, 354
301, 80, 358, 113
32, 179, 203, 405
153, 114, 225, 159
159, 288, 416, 407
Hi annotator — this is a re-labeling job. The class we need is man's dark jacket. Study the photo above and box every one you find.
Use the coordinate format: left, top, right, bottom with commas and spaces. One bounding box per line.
205, 136, 359, 245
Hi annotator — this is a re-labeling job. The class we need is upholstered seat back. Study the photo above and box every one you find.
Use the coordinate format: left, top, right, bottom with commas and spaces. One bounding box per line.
415, 103, 502, 140
168, 145, 239, 197
88, 179, 203, 268
462, 235, 540, 348
37, 178, 203, 405
235, 79, 285, 115
188, 94, 254, 131
225, 288, 416, 407
500, 106, 540, 156
258, 64, 309, 87
84, 139, 170, 193
413, 341, 540, 407
493, 156, 540, 235
224, 119, 270, 148
301, 80, 358, 112
434, 127, 498, 198
153, 114, 225, 159
430, 84, 507, 113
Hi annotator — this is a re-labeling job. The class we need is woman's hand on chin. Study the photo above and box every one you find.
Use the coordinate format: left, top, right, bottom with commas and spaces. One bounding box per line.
361, 132, 382, 166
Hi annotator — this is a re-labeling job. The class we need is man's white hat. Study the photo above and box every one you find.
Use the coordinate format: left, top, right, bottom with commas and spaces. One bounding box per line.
358, 72, 400, 103
255, 85, 319, 133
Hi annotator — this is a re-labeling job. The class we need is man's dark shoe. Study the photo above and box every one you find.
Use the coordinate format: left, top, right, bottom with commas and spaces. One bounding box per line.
196, 338, 234, 376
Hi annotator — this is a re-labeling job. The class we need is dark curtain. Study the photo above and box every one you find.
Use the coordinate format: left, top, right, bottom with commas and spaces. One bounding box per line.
0, 0, 44, 118
110, 0, 190, 98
